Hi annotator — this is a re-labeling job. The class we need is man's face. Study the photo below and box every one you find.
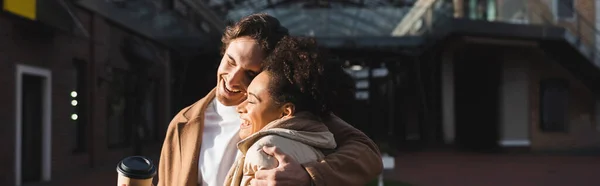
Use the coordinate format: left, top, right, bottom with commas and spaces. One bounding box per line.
216, 37, 264, 106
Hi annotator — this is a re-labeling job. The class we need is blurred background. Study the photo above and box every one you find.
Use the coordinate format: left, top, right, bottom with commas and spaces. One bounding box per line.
1, 0, 600, 185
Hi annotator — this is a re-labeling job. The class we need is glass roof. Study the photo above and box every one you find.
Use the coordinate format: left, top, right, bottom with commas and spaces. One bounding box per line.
227, 7, 411, 37
193, 0, 415, 37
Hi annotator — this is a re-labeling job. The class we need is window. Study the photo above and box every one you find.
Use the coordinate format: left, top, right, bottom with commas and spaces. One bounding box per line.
539, 79, 569, 132
140, 80, 160, 143
555, 0, 575, 20
468, 0, 496, 21
107, 69, 131, 148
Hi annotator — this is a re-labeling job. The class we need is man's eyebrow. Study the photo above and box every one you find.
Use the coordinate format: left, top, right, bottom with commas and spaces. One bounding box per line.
247, 69, 259, 76
248, 92, 261, 102
226, 53, 235, 62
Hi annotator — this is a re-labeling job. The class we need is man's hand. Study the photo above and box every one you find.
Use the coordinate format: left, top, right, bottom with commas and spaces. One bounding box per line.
251, 146, 312, 186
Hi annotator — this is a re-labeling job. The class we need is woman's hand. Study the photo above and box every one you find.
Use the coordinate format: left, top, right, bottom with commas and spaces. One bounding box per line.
251, 146, 311, 186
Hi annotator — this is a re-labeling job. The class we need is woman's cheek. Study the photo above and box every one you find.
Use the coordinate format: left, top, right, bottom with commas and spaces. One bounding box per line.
247, 106, 256, 123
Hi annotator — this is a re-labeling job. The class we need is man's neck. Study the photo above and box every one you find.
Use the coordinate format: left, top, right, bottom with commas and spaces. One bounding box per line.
213, 99, 240, 120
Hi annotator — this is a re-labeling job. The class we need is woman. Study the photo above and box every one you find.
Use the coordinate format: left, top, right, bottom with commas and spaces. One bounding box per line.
224, 36, 337, 186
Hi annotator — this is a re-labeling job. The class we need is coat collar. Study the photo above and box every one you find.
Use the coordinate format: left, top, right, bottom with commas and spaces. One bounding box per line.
176, 88, 217, 124
236, 112, 334, 154
175, 88, 216, 185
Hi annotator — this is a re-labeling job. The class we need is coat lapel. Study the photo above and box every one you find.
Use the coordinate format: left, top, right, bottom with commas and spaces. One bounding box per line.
176, 88, 216, 186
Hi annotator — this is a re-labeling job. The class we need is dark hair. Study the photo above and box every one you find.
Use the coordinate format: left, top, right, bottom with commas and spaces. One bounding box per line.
263, 36, 330, 118
221, 13, 289, 56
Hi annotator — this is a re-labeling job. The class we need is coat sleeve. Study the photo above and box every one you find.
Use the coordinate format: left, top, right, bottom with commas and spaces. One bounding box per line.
245, 136, 283, 173
302, 115, 382, 186
245, 134, 327, 176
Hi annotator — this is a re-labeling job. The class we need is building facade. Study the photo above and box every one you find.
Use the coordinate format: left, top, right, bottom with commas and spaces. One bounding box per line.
4, 0, 600, 184
0, 0, 183, 185
352, 0, 600, 152
435, 0, 600, 151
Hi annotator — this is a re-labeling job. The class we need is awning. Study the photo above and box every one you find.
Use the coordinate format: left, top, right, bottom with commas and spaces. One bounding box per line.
2, 0, 89, 37
76, 0, 220, 53
316, 36, 424, 49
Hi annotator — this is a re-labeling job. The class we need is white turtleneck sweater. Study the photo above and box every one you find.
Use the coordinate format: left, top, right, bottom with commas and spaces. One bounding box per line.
198, 98, 241, 186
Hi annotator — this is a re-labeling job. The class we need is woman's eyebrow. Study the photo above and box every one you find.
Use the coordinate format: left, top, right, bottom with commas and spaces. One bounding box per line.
248, 92, 261, 102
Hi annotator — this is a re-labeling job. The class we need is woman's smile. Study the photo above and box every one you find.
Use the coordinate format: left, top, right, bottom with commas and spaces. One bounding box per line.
240, 118, 252, 129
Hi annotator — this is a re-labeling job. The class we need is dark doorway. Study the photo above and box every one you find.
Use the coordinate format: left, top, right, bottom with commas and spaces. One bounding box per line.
21, 74, 44, 183
454, 45, 501, 152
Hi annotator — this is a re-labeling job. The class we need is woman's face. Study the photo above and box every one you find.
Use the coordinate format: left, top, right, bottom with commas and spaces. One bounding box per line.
237, 72, 286, 139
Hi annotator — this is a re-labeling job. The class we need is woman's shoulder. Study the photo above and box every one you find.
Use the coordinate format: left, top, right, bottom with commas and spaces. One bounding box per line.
246, 134, 320, 158
243, 135, 295, 171
245, 132, 333, 164
249, 134, 296, 150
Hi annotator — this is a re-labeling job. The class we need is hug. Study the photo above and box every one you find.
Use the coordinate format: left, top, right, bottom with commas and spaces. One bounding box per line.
156, 13, 383, 186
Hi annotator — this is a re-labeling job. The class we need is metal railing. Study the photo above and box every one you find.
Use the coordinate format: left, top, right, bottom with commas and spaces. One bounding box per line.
404, 0, 600, 65
527, 0, 600, 64
388, 0, 452, 36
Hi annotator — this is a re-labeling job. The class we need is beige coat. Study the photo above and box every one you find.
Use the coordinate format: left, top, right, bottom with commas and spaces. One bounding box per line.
224, 113, 337, 186
157, 88, 382, 186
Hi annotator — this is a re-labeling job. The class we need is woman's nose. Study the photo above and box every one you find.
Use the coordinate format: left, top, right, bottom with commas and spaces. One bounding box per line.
236, 100, 248, 114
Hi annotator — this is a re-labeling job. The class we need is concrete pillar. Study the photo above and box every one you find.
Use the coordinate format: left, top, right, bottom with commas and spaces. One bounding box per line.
499, 55, 531, 147
441, 49, 455, 144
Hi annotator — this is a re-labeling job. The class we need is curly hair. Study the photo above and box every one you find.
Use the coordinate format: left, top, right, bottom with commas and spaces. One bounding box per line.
263, 36, 330, 118
221, 13, 289, 56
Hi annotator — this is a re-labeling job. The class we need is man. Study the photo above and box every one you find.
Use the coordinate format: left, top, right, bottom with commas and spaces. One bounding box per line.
157, 13, 382, 186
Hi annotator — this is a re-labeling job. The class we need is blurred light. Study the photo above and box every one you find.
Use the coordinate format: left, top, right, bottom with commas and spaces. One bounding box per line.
372, 68, 389, 77
70, 91, 78, 98
71, 114, 78, 120
350, 65, 363, 71
71, 100, 78, 106
355, 91, 369, 100
356, 80, 369, 89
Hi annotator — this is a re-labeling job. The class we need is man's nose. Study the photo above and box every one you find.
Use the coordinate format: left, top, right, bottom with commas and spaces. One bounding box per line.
237, 100, 248, 114
226, 68, 248, 88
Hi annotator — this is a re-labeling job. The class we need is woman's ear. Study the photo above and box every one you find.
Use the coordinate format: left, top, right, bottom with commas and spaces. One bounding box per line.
280, 103, 295, 118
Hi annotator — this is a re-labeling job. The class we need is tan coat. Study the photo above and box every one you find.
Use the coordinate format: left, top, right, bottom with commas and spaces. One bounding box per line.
223, 112, 337, 186
156, 88, 382, 186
